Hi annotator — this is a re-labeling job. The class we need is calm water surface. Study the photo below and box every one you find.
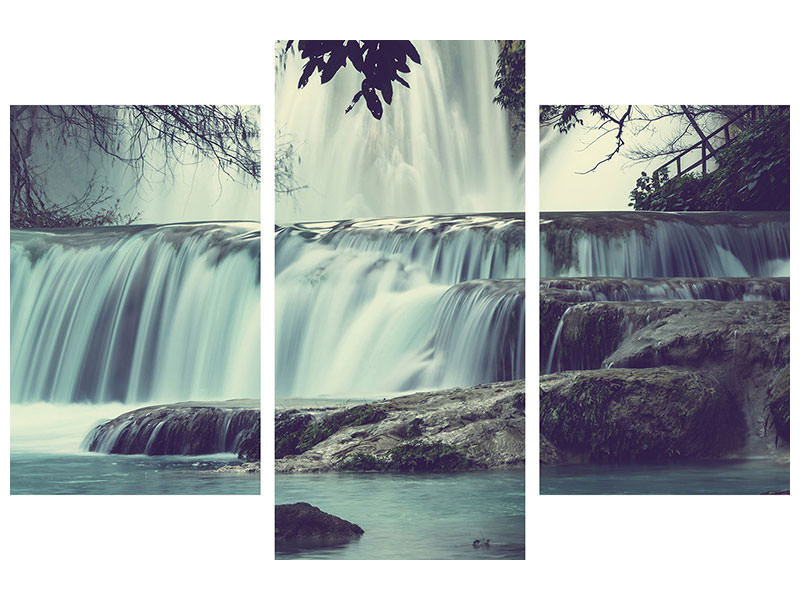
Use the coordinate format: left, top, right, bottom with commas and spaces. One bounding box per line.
540, 459, 789, 495
11, 452, 260, 495
276, 470, 525, 560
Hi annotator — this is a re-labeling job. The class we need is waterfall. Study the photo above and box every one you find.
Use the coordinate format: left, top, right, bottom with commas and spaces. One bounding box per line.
275, 214, 525, 398
275, 40, 524, 222
540, 211, 790, 376
11, 222, 260, 404
540, 211, 789, 278
82, 404, 259, 455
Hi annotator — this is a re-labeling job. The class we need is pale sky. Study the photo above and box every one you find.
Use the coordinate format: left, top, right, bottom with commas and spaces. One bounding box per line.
539, 108, 708, 212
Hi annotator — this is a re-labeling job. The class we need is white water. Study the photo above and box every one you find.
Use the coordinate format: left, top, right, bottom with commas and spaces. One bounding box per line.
275, 40, 523, 222
275, 215, 525, 398
540, 212, 789, 278
11, 222, 260, 406
10, 402, 139, 454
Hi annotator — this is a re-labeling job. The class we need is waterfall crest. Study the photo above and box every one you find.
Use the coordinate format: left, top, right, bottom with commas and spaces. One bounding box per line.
275, 215, 525, 398
11, 222, 260, 404
541, 211, 789, 278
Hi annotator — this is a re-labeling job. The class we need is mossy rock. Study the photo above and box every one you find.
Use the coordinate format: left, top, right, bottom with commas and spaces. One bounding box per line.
767, 366, 789, 444
540, 367, 746, 463
338, 441, 472, 472
276, 404, 387, 459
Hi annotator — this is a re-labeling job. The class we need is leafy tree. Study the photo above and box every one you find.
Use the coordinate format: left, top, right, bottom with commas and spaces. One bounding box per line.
11, 105, 260, 229
628, 108, 789, 211
493, 40, 525, 131
539, 105, 761, 173
287, 40, 421, 120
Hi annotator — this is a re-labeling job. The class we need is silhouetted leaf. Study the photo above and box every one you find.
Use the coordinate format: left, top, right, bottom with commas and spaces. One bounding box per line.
381, 80, 393, 105
346, 40, 364, 72
404, 41, 420, 64
298, 58, 320, 88
299, 41, 325, 58
345, 91, 363, 114
395, 75, 409, 88
363, 86, 383, 120
321, 47, 347, 84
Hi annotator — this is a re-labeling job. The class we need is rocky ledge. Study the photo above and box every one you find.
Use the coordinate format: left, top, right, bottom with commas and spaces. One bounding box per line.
541, 298, 789, 465
82, 399, 260, 461
276, 503, 364, 548
276, 380, 525, 473
540, 367, 746, 464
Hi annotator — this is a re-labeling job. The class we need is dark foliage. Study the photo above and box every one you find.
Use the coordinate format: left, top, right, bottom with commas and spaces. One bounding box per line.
11, 105, 260, 229
236, 421, 261, 461
288, 40, 421, 119
629, 108, 789, 211
540, 104, 633, 172
493, 41, 525, 131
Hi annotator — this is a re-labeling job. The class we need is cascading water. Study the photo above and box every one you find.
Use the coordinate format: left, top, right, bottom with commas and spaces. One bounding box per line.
275, 215, 525, 398
11, 222, 260, 405
541, 211, 790, 374
11, 221, 262, 493
541, 211, 789, 278
274, 41, 525, 555
276, 40, 524, 223
275, 41, 525, 401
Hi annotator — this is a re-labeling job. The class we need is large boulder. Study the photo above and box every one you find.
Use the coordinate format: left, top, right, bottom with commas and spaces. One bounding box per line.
82, 400, 260, 457
275, 380, 525, 473
541, 281, 788, 374
275, 503, 364, 548
540, 367, 746, 463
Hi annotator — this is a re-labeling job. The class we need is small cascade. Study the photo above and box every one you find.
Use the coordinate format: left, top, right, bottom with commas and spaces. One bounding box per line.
422, 279, 525, 388
541, 277, 790, 374
541, 277, 789, 302
276, 214, 525, 398
11, 222, 260, 404
81, 404, 259, 455
540, 210, 790, 460
540, 211, 789, 277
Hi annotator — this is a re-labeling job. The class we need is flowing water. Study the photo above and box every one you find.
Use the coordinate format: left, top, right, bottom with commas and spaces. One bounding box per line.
276, 214, 525, 398
275, 41, 525, 556
540, 210, 790, 493
10, 222, 261, 494
276, 40, 524, 223
276, 471, 525, 560
540, 460, 789, 495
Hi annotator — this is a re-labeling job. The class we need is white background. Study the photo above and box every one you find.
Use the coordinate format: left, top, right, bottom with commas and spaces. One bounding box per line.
1, 2, 796, 598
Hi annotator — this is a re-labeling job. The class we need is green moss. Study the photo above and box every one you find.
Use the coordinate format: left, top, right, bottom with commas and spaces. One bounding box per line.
275, 411, 314, 459
275, 404, 388, 459
338, 441, 472, 472
767, 368, 790, 444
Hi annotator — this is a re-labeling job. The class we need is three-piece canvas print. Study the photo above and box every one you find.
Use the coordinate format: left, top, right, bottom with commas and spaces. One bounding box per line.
7, 41, 790, 561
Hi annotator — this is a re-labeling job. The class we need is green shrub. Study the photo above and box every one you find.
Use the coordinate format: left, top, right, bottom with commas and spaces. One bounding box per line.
629, 108, 789, 211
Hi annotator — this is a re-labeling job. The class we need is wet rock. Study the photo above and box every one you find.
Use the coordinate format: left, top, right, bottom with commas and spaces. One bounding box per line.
275, 380, 525, 473
766, 366, 789, 444
604, 301, 788, 374
539, 435, 562, 465
275, 502, 364, 548
83, 399, 259, 456
540, 368, 746, 463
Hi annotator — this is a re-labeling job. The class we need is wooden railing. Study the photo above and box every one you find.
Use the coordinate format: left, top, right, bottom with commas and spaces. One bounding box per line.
654, 106, 764, 180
